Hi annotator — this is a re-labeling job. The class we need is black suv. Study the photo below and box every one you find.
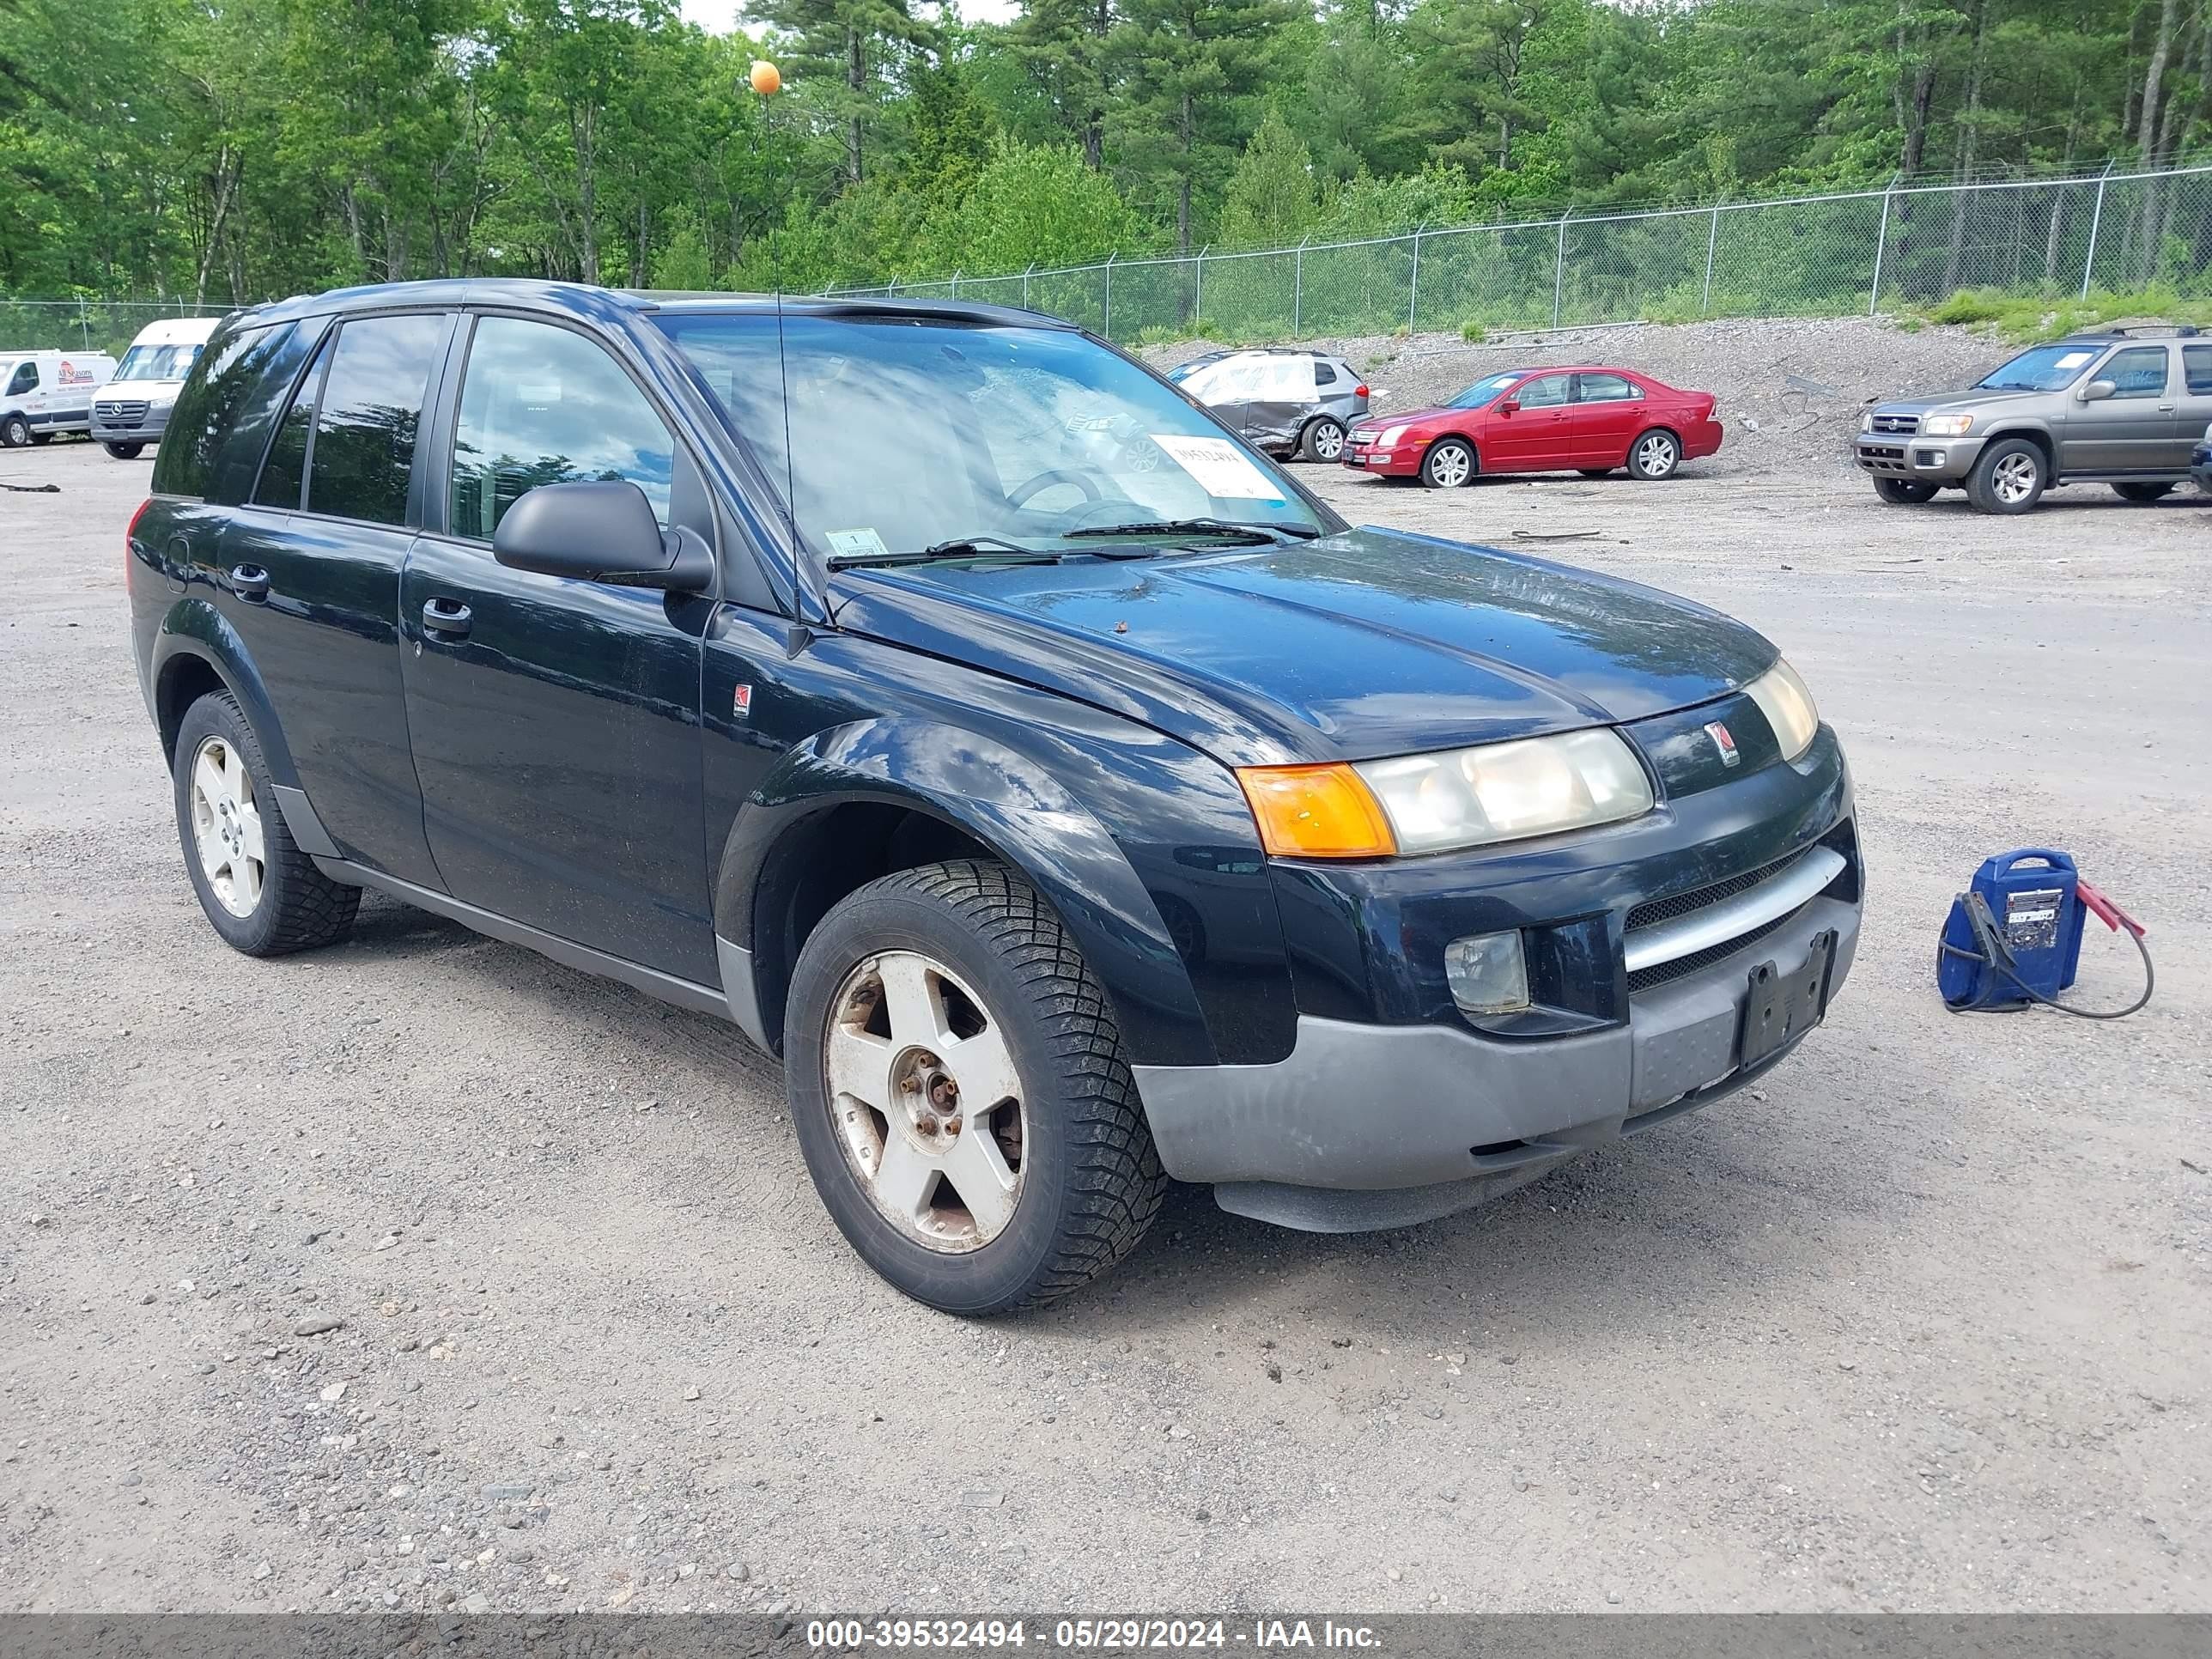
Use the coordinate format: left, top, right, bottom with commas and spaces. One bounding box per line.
129, 281, 1862, 1313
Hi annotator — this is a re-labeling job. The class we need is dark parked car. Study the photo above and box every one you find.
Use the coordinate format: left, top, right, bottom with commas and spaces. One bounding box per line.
1346, 365, 1723, 487
1170, 346, 1370, 462
129, 282, 1861, 1313
1855, 327, 2212, 513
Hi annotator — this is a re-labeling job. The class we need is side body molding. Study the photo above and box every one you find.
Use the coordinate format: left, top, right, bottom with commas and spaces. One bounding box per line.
713, 718, 1217, 1068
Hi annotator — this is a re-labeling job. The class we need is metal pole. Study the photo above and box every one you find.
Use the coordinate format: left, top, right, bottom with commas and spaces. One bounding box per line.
1552, 211, 1570, 329
2081, 161, 2115, 299
1293, 235, 1309, 334
950, 269, 960, 299
1023, 262, 1035, 308
1194, 246, 1206, 330
78, 298, 91, 351
1103, 252, 1115, 340
1702, 202, 1721, 314
1408, 223, 1424, 330
1868, 178, 1896, 315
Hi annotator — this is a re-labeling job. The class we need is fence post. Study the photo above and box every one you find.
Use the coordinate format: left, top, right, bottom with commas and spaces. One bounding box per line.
1023, 262, 1035, 308
1868, 176, 1898, 315
77, 298, 91, 350
1103, 252, 1115, 339
1408, 222, 1424, 330
1552, 211, 1571, 329
1194, 246, 1206, 330
2081, 161, 2116, 299
950, 269, 960, 299
1293, 234, 1310, 333
1702, 202, 1721, 314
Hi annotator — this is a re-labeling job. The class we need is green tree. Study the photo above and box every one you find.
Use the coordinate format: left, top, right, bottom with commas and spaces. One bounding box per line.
755, 0, 931, 185
1218, 109, 1316, 246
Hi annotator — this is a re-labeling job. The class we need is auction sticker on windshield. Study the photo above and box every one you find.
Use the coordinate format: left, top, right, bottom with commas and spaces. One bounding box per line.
826, 527, 892, 561
1150, 434, 1286, 502
2054, 350, 2094, 369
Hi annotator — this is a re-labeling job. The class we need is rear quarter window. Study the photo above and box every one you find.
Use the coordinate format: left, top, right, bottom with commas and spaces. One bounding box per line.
154, 321, 295, 499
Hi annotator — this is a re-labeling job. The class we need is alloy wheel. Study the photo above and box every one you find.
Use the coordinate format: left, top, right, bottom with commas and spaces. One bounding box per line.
1311, 421, 1345, 460
189, 734, 266, 917
822, 950, 1027, 1253
1637, 433, 1679, 477
1993, 452, 2039, 506
1427, 443, 1472, 488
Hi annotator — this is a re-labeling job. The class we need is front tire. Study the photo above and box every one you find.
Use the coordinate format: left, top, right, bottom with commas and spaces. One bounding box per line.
172, 691, 361, 956
1626, 428, 1681, 480
1966, 438, 2047, 514
2112, 481, 2173, 503
1300, 417, 1346, 463
0, 413, 27, 447
104, 441, 145, 460
784, 860, 1167, 1315
1873, 477, 1940, 505
1420, 438, 1475, 489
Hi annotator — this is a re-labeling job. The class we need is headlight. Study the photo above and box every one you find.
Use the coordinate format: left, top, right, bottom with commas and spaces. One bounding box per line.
2202, 419, 2212, 441
1236, 731, 1654, 859
1923, 413, 1975, 436
1379, 425, 1409, 448
1743, 659, 1820, 762
1859, 410, 1874, 433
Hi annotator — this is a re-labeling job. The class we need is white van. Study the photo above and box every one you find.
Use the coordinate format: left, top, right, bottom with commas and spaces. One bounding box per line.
0, 349, 118, 448
90, 316, 222, 459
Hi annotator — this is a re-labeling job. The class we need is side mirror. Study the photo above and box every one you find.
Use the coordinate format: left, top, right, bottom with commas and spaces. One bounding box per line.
1498, 398, 1521, 415
2079, 379, 2118, 403
492, 479, 712, 592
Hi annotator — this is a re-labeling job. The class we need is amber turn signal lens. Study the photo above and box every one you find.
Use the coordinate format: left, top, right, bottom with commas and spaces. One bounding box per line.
1237, 763, 1398, 859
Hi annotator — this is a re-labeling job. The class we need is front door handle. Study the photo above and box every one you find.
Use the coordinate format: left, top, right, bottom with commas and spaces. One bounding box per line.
422, 597, 473, 638
228, 564, 270, 603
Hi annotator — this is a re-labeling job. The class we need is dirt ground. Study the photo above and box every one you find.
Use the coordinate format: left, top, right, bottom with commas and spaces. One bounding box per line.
3, 336, 2209, 1619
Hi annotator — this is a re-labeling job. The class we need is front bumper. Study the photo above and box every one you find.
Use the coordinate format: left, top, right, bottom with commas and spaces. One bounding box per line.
1342, 438, 1419, 476
1855, 432, 1983, 483
91, 404, 171, 444
1133, 893, 1857, 1231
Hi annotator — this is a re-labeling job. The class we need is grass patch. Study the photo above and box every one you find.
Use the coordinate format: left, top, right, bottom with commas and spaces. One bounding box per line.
1460, 320, 1486, 343
1909, 285, 2212, 343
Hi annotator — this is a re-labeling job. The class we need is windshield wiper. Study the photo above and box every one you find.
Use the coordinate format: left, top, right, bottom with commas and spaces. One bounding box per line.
827, 534, 1057, 570
1060, 516, 1323, 546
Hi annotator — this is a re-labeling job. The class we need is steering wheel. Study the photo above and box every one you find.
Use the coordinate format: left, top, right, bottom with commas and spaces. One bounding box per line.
1007, 467, 1110, 509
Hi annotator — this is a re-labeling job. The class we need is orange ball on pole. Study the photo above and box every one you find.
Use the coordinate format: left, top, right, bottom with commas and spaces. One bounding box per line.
750, 59, 781, 96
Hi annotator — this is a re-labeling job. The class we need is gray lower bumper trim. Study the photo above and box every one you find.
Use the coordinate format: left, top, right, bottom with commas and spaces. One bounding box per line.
1133, 896, 1857, 1204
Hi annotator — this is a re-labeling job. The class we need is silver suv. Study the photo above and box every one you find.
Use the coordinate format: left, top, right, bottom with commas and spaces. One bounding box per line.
1855, 327, 2212, 514
1168, 348, 1370, 462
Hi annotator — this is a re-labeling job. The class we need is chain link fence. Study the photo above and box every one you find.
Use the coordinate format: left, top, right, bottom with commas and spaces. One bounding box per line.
0, 299, 232, 356
829, 161, 2212, 343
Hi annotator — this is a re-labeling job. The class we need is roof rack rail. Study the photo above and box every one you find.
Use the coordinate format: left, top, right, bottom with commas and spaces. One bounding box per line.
2068, 323, 2202, 339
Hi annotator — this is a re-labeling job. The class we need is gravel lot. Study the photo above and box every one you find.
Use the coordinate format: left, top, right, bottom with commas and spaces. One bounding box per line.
3, 316, 2209, 1617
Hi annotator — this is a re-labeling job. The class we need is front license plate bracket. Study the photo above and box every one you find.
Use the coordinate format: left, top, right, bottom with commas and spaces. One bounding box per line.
1740, 928, 1838, 1068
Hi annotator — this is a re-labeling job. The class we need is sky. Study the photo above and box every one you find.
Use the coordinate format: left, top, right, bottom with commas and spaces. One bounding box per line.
679, 0, 1022, 33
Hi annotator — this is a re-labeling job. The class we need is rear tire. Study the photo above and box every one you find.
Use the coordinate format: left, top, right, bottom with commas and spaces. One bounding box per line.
1299, 416, 1346, 463
1873, 477, 1940, 505
784, 860, 1167, 1315
2112, 481, 2174, 503
103, 441, 145, 460
1626, 428, 1681, 480
1965, 438, 2047, 515
1420, 438, 1476, 489
173, 691, 361, 956
0, 413, 27, 447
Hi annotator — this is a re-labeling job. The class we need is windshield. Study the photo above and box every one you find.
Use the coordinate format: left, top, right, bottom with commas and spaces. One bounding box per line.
114, 342, 203, 383
1974, 343, 2104, 392
1448, 371, 1527, 410
656, 311, 1326, 562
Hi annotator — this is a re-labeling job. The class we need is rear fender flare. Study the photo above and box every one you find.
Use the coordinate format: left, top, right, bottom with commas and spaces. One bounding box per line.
149, 595, 302, 790
714, 719, 1210, 1066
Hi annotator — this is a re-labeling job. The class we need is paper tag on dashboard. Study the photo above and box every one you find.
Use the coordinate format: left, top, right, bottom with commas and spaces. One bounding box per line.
825, 527, 891, 561
1148, 434, 1285, 501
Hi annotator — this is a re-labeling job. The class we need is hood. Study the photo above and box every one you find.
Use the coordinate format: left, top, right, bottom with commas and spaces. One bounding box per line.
1873, 387, 2052, 416
1356, 404, 1459, 430
829, 527, 1775, 769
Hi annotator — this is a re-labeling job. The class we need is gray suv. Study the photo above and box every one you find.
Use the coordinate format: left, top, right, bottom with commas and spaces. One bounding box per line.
1855, 327, 2212, 514
1168, 348, 1370, 462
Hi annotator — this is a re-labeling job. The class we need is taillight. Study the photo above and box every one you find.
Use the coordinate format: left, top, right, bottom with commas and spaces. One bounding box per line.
1354, 384, 1370, 398
125, 497, 152, 593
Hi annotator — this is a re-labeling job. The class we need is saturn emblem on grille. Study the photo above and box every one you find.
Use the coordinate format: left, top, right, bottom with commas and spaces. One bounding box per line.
1704, 720, 1741, 766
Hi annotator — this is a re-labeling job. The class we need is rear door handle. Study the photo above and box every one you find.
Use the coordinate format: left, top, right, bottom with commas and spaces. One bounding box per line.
421, 597, 473, 638
228, 564, 270, 602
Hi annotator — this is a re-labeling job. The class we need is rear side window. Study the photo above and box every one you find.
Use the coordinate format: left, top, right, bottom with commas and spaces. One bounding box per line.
449, 316, 675, 538
154, 322, 289, 499
2184, 344, 2212, 394
1313, 361, 1337, 386
2103, 346, 2168, 398
1577, 373, 1643, 403
305, 313, 444, 526
252, 335, 332, 510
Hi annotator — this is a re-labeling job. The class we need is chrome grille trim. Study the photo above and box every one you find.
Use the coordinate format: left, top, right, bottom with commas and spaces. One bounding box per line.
1624, 847, 1847, 974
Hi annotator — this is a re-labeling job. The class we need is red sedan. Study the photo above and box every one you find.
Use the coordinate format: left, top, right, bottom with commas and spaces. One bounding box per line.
1343, 365, 1723, 488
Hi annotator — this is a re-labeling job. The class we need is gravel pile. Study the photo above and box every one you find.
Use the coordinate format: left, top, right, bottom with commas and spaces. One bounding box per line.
1140, 315, 2029, 477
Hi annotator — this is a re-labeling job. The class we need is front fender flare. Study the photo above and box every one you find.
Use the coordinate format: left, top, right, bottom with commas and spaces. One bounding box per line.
715, 719, 1212, 1068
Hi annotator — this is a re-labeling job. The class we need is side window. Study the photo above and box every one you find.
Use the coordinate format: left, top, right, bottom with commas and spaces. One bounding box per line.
153, 322, 289, 499
8, 360, 38, 396
2183, 344, 2212, 394
1313, 360, 1338, 386
1577, 373, 1642, 403
253, 336, 331, 510
450, 317, 676, 538
2102, 346, 2169, 399
306, 313, 444, 526
1516, 374, 1571, 408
